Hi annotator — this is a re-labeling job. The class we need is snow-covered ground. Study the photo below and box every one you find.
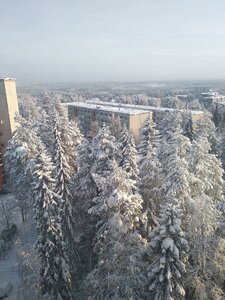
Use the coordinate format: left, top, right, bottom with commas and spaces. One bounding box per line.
0, 194, 37, 300
0, 236, 20, 299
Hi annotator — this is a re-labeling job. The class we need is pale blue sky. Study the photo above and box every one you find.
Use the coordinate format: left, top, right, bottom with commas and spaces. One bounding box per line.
1, 0, 225, 83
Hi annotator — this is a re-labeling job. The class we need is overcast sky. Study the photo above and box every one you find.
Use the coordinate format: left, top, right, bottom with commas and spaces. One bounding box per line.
1, 0, 225, 83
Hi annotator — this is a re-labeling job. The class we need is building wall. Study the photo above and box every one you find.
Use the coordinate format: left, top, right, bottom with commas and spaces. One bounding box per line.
67, 105, 152, 143
0, 79, 19, 154
129, 112, 152, 143
0, 78, 19, 189
87, 100, 203, 125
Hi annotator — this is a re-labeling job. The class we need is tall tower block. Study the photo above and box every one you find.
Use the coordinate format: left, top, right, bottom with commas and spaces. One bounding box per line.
0, 78, 19, 153
0, 78, 19, 189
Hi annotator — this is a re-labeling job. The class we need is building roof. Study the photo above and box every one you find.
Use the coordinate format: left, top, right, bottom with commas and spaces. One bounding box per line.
86, 99, 203, 115
62, 102, 152, 115
0, 78, 16, 82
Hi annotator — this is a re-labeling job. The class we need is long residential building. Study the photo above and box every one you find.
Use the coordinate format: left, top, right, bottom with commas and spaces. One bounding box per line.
63, 100, 203, 142
86, 99, 204, 123
63, 102, 153, 143
0, 78, 19, 189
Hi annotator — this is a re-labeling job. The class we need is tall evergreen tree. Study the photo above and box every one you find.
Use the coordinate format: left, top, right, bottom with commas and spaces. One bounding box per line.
55, 105, 82, 176
190, 137, 224, 204
195, 112, 219, 155
109, 114, 123, 140
212, 103, 221, 128
5, 116, 42, 221
147, 198, 189, 300
53, 116, 78, 293
33, 148, 72, 299
160, 119, 192, 211
70, 138, 98, 279
86, 160, 146, 299
185, 136, 225, 299
53, 116, 74, 241
139, 141, 164, 233
91, 124, 120, 175
183, 113, 195, 142
138, 116, 160, 166
119, 126, 139, 180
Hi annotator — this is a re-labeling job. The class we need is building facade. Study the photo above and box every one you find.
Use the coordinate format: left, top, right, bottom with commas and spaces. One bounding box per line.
63, 100, 203, 143
63, 102, 152, 143
86, 99, 204, 124
0, 78, 19, 189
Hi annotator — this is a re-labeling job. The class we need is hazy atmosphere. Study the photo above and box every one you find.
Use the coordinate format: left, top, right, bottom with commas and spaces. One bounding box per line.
1, 0, 225, 82
1, 2, 225, 299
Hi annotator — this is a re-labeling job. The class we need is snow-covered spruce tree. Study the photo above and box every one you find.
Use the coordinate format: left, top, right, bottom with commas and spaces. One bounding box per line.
185, 193, 225, 300
37, 95, 56, 155
55, 103, 82, 176
89, 120, 100, 139
53, 116, 74, 241
53, 116, 79, 293
184, 136, 225, 300
75, 126, 120, 280
33, 148, 72, 300
195, 112, 219, 155
160, 115, 192, 211
109, 114, 123, 140
212, 102, 222, 128
91, 124, 120, 175
19, 94, 47, 126
182, 113, 195, 142
70, 138, 98, 281
85, 160, 147, 299
71, 138, 97, 227
138, 115, 160, 166
119, 125, 139, 180
118, 124, 130, 150
189, 136, 224, 204
159, 111, 181, 162
146, 198, 189, 300
137, 116, 163, 234
219, 128, 225, 171
4, 116, 42, 221
139, 140, 164, 234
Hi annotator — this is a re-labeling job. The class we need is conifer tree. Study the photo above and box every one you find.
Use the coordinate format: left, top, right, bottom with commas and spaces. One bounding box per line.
195, 112, 219, 155
53, 116, 74, 241
119, 125, 139, 180
147, 198, 189, 300
190, 137, 224, 204
212, 102, 221, 128
72, 138, 97, 225
89, 120, 100, 139
91, 124, 120, 175
139, 141, 164, 233
55, 103, 82, 175
185, 136, 225, 299
109, 114, 123, 140
5, 116, 42, 221
70, 138, 98, 279
138, 116, 163, 234
53, 116, 78, 292
138, 116, 159, 166
183, 113, 195, 142
33, 148, 72, 300
86, 160, 146, 299
160, 119, 192, 210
